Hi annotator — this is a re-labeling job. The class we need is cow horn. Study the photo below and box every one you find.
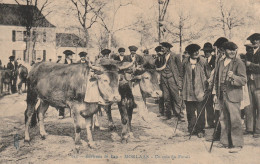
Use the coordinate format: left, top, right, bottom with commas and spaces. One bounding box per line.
118, 60, 135, 70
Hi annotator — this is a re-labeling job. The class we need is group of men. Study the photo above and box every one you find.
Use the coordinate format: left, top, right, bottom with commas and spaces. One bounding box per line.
151, 33, 259, 153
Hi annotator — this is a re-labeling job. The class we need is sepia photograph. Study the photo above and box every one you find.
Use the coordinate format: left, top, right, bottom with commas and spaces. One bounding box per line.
0, 0, 260, 163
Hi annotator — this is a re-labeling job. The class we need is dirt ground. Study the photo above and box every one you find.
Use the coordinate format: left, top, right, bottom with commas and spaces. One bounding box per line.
0, 93, 260, 164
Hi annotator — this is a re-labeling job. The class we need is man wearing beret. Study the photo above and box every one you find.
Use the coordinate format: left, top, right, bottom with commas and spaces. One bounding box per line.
113, 47, 128, 62
214, 41, 246, 152
182, 44, 210, 137
201, 42, 216, 129
63, 50, 74, 64
244, 33, 260, 138
125, 45, 144, 66
77, 51, 89, 64
154, 46, 165, 117
7, 55, 18, 93
58, 50, 75, 119
157, 42, 184, 121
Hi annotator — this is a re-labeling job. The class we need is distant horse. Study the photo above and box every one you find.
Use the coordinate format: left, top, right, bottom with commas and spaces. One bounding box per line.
16, 64, 28, 94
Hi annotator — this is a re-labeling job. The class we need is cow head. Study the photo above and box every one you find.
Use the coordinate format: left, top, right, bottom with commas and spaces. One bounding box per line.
135, 56, 162, 98
91, 59, 122, 104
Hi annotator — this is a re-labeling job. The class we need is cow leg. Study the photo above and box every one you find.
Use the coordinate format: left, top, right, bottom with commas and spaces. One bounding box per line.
37, 100, 49, 139
24, 89, 38, 142
17, 78, 22, 94
118, 98, 130, 143
85, 115, 96, 148
104, 104, 116, 131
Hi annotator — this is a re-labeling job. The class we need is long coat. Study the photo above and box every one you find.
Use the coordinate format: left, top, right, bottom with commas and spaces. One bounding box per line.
214, 57, 247, 102
162, 52, 183, 90
246, 47, 260, 88
182, 56, 210, 102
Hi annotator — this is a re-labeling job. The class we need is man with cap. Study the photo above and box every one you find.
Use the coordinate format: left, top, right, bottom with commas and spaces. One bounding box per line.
154, 46, 165, 117
157, 42, 184, 121
182, 44, 210, 137
201, 42, 216, 129
113, 47, 128, 62
77, 51, 89, 64
63, 50, 74, 64
214, 41, 246, 153
7, 55, 18, 93
58, 50, 75, 119
56, 55, 62, 63
125, 45, 144, 66
244, 33, 260, 138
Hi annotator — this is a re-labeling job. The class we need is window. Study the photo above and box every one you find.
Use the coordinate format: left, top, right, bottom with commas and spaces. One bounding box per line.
15, 50, 25, 61
43, 32, 46, 42
43, 50, 46, 61
32, 31, 47, 42
12, 30, 26, 41
12, 50, 16, 57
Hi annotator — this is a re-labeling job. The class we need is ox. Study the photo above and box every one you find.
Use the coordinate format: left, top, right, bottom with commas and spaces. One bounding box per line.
24, 60, 123, 148
105, 56, 163, 141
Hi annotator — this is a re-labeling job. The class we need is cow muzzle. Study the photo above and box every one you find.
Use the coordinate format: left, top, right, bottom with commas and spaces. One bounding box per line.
151, 90, 162, 98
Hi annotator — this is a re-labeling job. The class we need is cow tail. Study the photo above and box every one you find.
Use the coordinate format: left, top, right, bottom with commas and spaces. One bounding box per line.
25, 80, 38, 127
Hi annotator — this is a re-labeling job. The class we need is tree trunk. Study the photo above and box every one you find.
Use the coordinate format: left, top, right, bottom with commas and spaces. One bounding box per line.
108, 32, 112, 49
179, 27, 182, 54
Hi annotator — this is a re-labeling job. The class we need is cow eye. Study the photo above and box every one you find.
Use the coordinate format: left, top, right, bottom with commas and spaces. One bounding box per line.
144, 76, 149, 79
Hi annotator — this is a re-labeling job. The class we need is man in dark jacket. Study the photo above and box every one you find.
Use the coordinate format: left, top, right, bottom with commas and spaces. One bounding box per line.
7, 56, 18, 93
244, 33, 260, 138
182, 44, 210, 137
201, 42, 216, 128
157, 42, 184, 121
214, 42, 246, 153
154, 46, 165, 117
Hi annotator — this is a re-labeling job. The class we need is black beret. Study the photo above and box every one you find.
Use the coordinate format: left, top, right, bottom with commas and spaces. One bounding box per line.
247, 33, 260, 41
155, 46, 162, 52
63, 50, 75, 56
78, 51, 87, 57
213, 37, 228, 48
118, 47, 125, 53
185, 44, 201, 54
128, 46, 138, 52
143, 49, 149, 54
201, 42, 214, 51
222, 42, 238, 50
9, 56, 15, 60
160, 42, 173, 49
101, 49, 111, 55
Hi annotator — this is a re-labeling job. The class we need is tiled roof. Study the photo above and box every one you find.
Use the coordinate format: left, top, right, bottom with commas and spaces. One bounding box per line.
0, 3, 55, 28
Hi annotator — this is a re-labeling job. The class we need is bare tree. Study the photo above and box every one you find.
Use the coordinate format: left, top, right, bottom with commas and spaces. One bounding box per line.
96, 0, 139, 49
212, 0, 246, 39
70, 0, 105, 47
14, 0, 53, 63
162, 11, 205, 53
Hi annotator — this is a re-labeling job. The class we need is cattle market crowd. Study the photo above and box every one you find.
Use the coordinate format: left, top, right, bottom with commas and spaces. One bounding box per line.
1, 33, 260, 154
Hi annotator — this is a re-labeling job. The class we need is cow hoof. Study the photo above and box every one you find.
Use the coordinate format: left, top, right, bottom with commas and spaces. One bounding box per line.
109, 125, 116, 131
121, 138, 128, 144
88, 142, 97, 149
74, 145, 81, 154
41, 135, 46, 140
24, 139, 31, 145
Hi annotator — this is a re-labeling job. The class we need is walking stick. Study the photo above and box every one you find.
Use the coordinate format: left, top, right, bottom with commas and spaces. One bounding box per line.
173, 97, 184, 134
189, 93, 210, 140
209, 110, 222, 153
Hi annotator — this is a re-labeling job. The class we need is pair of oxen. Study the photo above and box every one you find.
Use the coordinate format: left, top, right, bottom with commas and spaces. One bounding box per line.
0, 65, 28, 95
24, 56, 162, 149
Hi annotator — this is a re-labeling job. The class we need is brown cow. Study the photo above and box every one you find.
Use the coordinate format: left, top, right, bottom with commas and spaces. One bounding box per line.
0, 69, 12, 95
105, 56, 163, 142
24, 61, 122, 148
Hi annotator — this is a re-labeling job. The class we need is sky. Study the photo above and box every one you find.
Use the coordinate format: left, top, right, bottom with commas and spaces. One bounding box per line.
2, 0, 260, 54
